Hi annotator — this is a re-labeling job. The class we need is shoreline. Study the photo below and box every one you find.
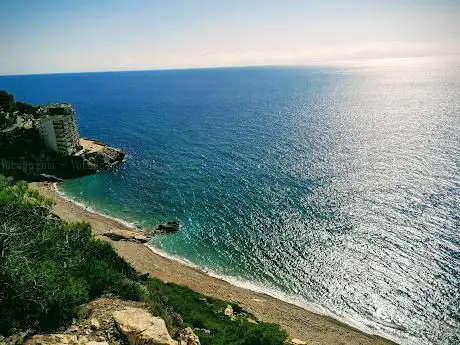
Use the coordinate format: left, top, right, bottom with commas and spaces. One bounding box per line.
31, 181, 400, 345
52, 182, 336, 321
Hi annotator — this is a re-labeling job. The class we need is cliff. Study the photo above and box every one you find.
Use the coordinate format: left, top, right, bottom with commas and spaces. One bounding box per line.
0, 139, 125, 181
0, 91, 125, 181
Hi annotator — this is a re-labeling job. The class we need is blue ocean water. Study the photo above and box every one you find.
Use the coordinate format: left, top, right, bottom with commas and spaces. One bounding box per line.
1, 57, 459, 345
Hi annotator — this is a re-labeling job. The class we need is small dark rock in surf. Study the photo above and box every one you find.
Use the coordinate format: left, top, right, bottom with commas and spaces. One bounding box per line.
156, 221, 180, 233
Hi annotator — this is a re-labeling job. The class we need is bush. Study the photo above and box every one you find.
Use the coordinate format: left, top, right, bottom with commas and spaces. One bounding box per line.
0, 176, 142, 334
143, 278, 287, 345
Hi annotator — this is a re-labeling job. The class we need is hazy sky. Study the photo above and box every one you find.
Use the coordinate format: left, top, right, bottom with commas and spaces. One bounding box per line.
1, 0, 459, 75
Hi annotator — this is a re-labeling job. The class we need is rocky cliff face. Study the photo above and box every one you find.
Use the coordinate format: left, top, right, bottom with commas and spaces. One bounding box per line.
69, 147, 126, 178
0, 147, 125, 181
0, 144, 125, 181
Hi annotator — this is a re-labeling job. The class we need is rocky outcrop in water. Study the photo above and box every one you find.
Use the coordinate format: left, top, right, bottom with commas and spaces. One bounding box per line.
155, 221, 180, 234
0, 147, 125, 181
71, 147, 125, 177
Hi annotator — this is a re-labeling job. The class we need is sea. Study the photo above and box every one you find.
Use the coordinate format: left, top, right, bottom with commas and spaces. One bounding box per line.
1, 56, 459, 345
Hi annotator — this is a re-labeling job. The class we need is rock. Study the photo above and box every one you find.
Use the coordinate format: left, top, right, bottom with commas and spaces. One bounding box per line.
113, 308, 177, 345
290, 339, 307, 345
136, 272, 150, 281
86, 342, 108, 345
224, 305, 234, 317
177, 327, 200, 345
247, 318, 258, 324
102, 229, 151, 243
133, 234, 151, 243
155, 221, 180, 233
27, 334, 78, 345
78, 336, 89, 343
102, 232, 125, 241
90, 318, 101, 330
3, 331, 30, 345
171, 312, 183, 325
193, 328, 210, 335
67, 325, 79, 333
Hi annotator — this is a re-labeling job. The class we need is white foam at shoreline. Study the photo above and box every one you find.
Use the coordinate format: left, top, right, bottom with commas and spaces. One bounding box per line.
144, 244, 408, 345
53, 182, 139, 230
54, 183, 408, 345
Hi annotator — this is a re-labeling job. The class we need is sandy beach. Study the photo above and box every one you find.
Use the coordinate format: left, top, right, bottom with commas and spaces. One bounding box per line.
30, 182, 398, 345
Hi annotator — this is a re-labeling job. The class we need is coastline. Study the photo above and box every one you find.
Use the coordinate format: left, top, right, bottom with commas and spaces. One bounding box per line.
31, 182, 399, 345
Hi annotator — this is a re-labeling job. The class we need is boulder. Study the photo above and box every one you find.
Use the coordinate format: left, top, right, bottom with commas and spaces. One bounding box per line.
112, 308, 177, 345
177, 328, 200, 345
290, 339, 307, 345
224, 305, 234, 317
89, 318, 100, 330
155, 221, 180, 233
193, 328, 210, 335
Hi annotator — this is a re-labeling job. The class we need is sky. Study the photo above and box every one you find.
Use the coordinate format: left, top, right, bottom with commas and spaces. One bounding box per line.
1, 0, 459, 75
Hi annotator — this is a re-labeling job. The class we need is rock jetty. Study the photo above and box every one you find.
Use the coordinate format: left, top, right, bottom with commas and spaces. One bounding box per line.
102, 229, 151, 243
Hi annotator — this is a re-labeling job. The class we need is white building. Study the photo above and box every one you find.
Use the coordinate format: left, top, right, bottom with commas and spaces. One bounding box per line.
37, 104, 80, 156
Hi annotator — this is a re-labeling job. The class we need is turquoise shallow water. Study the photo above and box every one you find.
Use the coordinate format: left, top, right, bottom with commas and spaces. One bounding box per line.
1, 57, 459, 345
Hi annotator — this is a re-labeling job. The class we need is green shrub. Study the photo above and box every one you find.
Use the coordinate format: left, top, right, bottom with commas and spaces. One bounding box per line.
0, 176, 142, 335
143, 278, 287, 345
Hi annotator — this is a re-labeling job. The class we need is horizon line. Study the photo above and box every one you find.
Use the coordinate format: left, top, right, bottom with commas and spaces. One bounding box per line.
1, 54, 459, 78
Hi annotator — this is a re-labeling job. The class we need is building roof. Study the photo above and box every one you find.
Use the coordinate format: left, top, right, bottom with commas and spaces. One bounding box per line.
37, 103, 75, 117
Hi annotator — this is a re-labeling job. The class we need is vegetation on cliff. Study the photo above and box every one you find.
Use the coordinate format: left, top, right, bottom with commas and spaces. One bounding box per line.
0, 176, 287, 345
0, 175, 143, 333
0, 91, 38, 130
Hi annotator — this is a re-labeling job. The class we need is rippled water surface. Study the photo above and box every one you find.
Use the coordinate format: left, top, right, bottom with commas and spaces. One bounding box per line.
1, 57, 459, 345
